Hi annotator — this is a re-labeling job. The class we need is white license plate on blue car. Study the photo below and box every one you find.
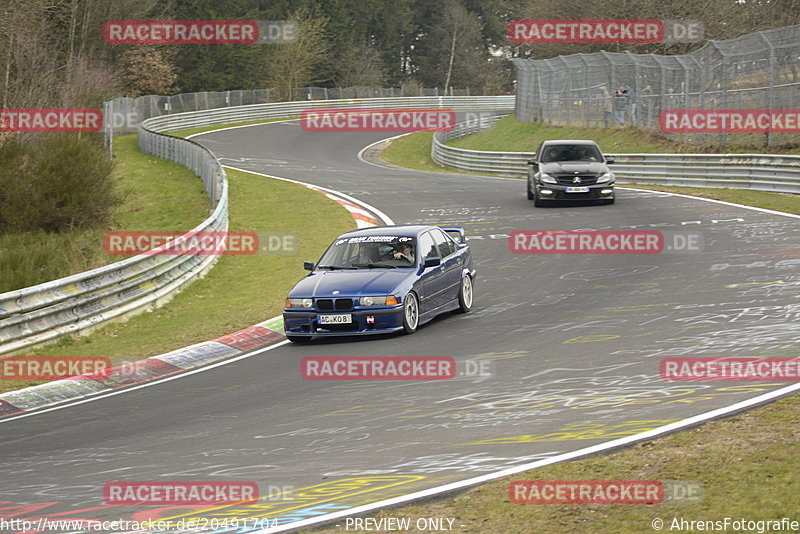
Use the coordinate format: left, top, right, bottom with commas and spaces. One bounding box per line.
318, 314, 351, 324
565, 186, 590, 193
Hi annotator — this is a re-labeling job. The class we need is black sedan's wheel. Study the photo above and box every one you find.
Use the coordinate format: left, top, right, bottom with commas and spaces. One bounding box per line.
456, 275, 473, 313
526, 181, 535, 200
286, 335, 312, 343
402, 292, 419, 334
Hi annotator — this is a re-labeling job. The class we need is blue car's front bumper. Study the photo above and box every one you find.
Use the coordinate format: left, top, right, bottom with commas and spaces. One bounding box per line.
283, 306, 405, 337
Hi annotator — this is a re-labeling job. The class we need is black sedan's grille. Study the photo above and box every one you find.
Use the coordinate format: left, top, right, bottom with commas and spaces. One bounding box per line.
316, 298, 354, 311
555, 174, 598, 186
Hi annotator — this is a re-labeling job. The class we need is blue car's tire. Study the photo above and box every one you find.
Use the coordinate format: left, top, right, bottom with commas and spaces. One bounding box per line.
456, 275, 473, 313
402, 292, 419, 334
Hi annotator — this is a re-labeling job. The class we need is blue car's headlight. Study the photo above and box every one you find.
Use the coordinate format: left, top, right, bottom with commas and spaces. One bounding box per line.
539, 173, 557, 184
285, 298, 313, 308
359, 296, 398, 306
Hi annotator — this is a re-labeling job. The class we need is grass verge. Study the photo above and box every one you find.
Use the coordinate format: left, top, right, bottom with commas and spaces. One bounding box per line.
311, 394, 800, 533
2, 163, 355, 395
447, 115, 800, 155
0, 135, 208, 292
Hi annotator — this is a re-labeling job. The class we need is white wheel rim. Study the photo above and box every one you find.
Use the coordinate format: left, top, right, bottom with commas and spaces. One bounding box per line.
405, 295, 418, 329
462, 277, 473, 308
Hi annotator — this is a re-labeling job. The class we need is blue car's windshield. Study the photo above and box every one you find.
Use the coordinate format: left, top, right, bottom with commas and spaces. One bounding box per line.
317, 235, 416, 269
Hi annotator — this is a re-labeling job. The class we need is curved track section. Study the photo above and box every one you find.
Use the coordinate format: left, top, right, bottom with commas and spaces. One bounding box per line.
0, 119, 798, 532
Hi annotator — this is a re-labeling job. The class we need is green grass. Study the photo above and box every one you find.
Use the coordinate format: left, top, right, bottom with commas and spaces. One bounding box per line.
0, 135, 208, 292
381, 132, 469, 175
311, 394, 800, 533
449, 116, 691, 154
447, 115, 800, 155
1, 166, 355, 394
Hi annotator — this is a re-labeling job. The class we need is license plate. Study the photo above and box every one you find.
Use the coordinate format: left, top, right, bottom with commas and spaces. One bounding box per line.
318, 314, 351, 324
565, 186, 590, 193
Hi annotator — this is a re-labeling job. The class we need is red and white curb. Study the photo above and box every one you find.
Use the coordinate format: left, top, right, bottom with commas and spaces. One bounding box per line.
0, 170, 391, 422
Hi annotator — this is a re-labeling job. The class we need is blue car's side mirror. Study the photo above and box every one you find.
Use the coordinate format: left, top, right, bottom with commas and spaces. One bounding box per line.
424, 257, 441, 268
303, 261, 314, 271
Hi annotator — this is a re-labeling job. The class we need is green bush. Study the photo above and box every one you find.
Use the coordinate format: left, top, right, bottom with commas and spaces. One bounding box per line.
0, 134, 118, 233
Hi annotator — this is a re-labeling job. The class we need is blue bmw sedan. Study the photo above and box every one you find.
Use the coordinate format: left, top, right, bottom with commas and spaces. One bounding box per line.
283, 225, 476, 342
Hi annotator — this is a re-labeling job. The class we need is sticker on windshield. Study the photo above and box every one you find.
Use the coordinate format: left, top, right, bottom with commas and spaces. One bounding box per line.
336, 236, 411, 245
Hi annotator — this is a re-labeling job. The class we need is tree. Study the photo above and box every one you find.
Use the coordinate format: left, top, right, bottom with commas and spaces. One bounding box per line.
335, 44, 386, 87
414, 0, 490, 91
263, 7, 331, 100
120, 47, 179, 97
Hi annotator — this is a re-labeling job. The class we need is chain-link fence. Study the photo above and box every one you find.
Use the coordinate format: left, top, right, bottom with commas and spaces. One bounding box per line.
512, 24, 800, 147
104, 86, 473, 136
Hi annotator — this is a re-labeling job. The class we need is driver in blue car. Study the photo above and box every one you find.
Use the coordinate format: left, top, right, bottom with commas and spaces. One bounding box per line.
392, 242, 414, 264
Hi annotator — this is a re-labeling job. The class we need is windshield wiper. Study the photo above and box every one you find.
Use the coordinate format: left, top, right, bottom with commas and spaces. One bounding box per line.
317, 265, 356, 270
353, 263, 397, 269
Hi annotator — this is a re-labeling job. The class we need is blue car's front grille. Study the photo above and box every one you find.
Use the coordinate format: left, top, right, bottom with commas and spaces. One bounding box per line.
316, 298, 353, 311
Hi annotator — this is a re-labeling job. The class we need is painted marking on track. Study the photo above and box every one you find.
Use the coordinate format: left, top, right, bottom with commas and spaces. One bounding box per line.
463, 420, 681, 445
157, 476, 426, 522
563, 334, 621, 343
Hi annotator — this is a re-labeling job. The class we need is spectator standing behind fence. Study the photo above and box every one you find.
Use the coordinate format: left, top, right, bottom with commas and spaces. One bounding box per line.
640, 85, 653, 127
613, 86, 629, 126
601, 86, 613, 127
666, 87, 681, 110
627, 85, 638, 126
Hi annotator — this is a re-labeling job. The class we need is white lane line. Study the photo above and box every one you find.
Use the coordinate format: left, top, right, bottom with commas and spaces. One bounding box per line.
224, 165, 395, 225
616, 187, 800, 220
185, 119, 300, 139
0, 340, 291, 425
255, 380, 800, 533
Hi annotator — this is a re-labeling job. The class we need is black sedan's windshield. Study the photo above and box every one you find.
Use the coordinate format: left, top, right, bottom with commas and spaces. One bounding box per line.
317, 236, 416, 269
541, 144, 602, 163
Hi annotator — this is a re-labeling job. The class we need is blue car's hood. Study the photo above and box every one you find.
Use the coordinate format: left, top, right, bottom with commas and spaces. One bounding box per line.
289, 269, 414, 297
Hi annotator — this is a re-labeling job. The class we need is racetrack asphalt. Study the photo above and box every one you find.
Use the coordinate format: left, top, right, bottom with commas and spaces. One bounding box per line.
1, 118, 798, 531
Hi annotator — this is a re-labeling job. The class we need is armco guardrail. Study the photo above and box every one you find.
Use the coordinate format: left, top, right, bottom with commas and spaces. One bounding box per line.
139, 95, 515, 131
0, 131, 229, 357
1, 96, 513, 356
432, 118, 800, 194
